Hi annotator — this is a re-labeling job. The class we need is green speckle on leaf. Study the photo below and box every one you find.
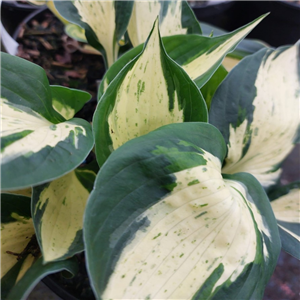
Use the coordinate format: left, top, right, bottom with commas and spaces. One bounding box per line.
180, 253, 184, 258
195, 211, 207, 219
163, 182, 177, 192
49, 125, 57, 131
153, 233, 161, 240
188, 179, 200, 186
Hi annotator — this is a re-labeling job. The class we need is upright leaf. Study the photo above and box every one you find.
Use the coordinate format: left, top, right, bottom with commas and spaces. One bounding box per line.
99, 14, 266, 98
84, 122, 280, 300
1, 54, 94, 190
93, 19, 207, 166
32, 168, 96, 263
200, 65, 228, 109
127, 0, 201, 47
55, 1, 133, 67
209, 42, 300, 187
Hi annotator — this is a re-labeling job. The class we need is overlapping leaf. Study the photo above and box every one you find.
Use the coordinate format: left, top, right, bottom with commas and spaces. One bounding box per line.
99, 14, 266, 98
93, 19, 207, 166
6, 257, 78, 300
268, 182, 300, 259
127, 0, 201, 47
50, 85, 91, 120
55, 1, 133, 67
1, 194, 37, 299
32, 167, 96, 263
84, 122, 280, 299
1, 53, 94, 190
209, 42, 300, 188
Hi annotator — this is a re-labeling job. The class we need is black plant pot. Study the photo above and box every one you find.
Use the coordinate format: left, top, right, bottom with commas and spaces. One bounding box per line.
1, 1, 44, 35
192, 0, 300, 47
191, 0, 235, 29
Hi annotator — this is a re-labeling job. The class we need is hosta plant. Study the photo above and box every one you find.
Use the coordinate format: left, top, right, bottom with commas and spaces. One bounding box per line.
1, 1, 299, 299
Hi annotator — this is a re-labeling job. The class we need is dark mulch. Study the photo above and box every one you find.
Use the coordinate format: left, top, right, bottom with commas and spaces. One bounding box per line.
15, 9, 105, 122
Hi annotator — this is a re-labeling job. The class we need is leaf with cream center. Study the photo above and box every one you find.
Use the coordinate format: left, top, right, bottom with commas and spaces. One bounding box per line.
54, 1, 133, 67
1, 194, 37, 299
209, 42, 300, 188
32, 167, 96, 263
1, 54, 94, 190
98, 14, 266, 98
93, 19, 207, 166
127, 0, 201, 48
84, 122, 280, 299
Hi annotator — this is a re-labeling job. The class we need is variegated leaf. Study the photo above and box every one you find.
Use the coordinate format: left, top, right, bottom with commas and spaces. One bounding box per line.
268, 182, 300, 259
3, 187, 32, 198
94, 19, 207, 166
6, 257, 78, 300
1, 194, 38, 299
32, 167, 96, 263
26, 0, 47, 5
28, 0, 70, 25
209, 42, 300, 188
98, 14, 266, 98
200, 65, 228, 110
50, 85, 91, 120
55, 1, 133, 67
65, 23, 87, 43
84, 122, 280, 299
1, 53, 94, 190
127, 0, 201, 47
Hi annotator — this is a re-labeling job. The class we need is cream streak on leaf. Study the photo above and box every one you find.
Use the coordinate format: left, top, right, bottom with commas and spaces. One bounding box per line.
34, 171, 90, 262
1, 217, 35, 278
271, 189, 300, 224
223, 44, 300, 187
1, 99, 85, 164
73, 0, 118, 67
108, 20, 183, 150
101, 150, 268, 299
128, 1, 187, 48
182, 17, 263, 81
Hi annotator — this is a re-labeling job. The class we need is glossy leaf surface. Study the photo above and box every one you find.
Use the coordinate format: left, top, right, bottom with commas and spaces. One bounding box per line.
32, 168, 96, 262
1, 54, 94, 190
210, 42, 300, 187
84, 122, 280, 299
93, 20, 207, 166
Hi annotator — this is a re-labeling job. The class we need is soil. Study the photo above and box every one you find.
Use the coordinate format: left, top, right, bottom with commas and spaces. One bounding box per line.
15, 9, 105, 122
13, 8, 300, 300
